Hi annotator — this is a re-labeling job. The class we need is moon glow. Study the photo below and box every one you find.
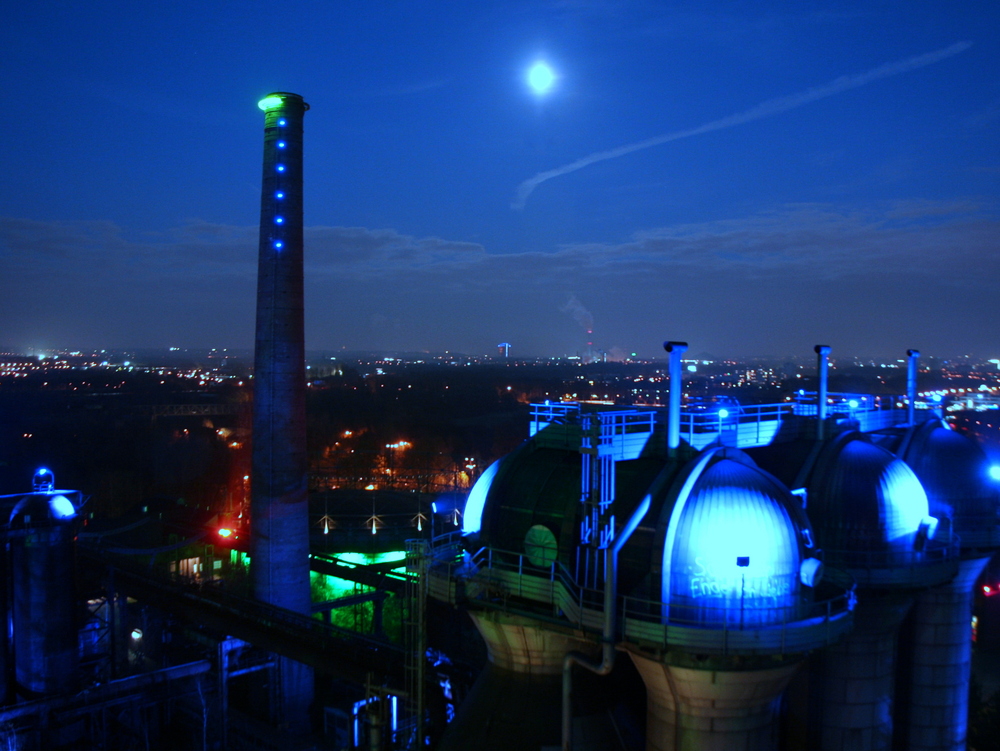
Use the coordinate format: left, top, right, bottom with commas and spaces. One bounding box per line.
527, 62, 555, 94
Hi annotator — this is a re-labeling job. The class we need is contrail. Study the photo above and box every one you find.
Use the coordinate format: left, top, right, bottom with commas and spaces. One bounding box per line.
512, 41, 972, 209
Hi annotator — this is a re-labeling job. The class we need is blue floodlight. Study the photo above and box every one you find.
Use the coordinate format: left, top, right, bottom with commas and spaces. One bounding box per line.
273, 240, 284, 250
718, 409, 729, 419
275, 191, 284, 199
276, 140, 286, 148
275, 216, 284, 224
277, 118, 287, 126
276, 164, 285, 172
989, 465, 1000, 482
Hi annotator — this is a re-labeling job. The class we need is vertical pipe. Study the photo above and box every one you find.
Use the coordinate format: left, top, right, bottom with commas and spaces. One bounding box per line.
663, 342, 688, 455
906, 349, 920, 426
815, 345, 831, 440
250, 92, 313, 731
562, 494, 650, 750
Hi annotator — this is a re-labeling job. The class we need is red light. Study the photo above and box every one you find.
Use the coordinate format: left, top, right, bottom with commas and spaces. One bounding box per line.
985, 585, 992, 595
218, 528, 233, 538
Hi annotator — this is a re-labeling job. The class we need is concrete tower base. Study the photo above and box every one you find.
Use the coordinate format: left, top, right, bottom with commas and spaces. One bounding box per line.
811, 594, 913, 751
899, 556, 989, 751
629, 652, 799, 751
438, 611, 619, 750
470, 611, 597, 674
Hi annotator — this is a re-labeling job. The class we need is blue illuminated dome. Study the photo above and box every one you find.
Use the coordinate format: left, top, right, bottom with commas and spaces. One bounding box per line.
659, 448, 812, 626
10, 491, 78, 525
809, 433, 929, 558
901, 419, 1000, 549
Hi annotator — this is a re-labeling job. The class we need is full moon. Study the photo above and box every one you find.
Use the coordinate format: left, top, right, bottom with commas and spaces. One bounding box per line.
527, 61, 555, 94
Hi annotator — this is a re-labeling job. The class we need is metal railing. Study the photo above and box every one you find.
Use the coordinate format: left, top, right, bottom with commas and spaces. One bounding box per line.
676, 402, 794, 448
530, 402, 581, 436
820, 538, 960, 588
791, 391, 897, 416
427, 539, 853, 654
530, 394, 914, 451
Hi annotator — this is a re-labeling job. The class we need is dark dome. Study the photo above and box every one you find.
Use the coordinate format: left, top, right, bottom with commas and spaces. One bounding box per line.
809, 433, 928, 557
463, 442, 663, 569
902, 420, 1000, 543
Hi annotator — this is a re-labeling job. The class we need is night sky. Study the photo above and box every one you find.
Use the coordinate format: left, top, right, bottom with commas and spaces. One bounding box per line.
2, 2, 998, 359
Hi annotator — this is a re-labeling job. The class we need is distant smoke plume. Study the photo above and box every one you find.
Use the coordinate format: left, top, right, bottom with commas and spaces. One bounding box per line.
561, 294, 594, 332
512, 41, 972, 209
608, 347, 627, 363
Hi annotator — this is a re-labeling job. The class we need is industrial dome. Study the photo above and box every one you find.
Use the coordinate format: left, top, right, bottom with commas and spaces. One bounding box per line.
808, 433, 930, 560
9, 491, 79, 527
658, 448, 815, 627
462, 441, 664, 569
901, 419, 1000, 545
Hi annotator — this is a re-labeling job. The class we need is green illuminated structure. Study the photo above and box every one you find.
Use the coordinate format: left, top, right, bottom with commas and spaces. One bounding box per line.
257, 95, 285, 111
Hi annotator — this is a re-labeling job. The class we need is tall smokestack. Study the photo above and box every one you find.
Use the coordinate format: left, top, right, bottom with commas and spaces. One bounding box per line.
251, 92, 313, 729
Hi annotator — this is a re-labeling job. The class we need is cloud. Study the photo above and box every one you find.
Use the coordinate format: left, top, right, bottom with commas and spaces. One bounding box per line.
374, 78, 449, 97
2, 200, 997, 355
512, 41, 973, 209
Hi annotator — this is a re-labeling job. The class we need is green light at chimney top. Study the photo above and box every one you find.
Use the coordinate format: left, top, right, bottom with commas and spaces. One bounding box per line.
258, 95, 284, 111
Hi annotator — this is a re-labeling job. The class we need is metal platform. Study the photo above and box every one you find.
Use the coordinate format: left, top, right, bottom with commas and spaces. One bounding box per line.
427, 539, 853, 658
531, 394, 932, 451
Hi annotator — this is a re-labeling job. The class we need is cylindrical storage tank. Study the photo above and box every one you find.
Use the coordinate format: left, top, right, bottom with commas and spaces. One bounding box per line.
793, 432, 957, 751
630, 447, 827, 751
0, 492, 27, 706
895, 419, 1000, 751
9, 490, 80, 697
442, 433, 666, 751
